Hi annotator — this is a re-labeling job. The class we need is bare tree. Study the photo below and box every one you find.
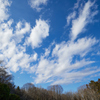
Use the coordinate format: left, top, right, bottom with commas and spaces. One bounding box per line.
48, 85, 63, 94
22, 83, 35, 91
77, 86, 99, 100
0, 61, 13, 84
47, 85, 63, 100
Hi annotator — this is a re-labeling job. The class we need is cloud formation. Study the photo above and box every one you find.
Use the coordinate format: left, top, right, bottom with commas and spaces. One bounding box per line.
0, 0, 11, 22
0, 0, 99, 86
0, 0, 49, 73
0, 20, 38, 72
14, 21, 31, 43
28, 0, 48, 11
34, 0, 100, 85
35, 37, 98, 84
25, 19, 49, 49
69, 1, 98, 41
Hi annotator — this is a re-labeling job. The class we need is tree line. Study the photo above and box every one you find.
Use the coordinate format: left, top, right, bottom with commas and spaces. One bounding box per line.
0, 61, 100, 100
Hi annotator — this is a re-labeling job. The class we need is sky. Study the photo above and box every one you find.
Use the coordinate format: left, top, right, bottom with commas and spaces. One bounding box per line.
0, 0, 100, 92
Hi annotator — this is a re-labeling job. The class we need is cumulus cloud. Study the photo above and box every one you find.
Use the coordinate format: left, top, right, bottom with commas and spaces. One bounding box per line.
0, 20, 13, 50
0, 19, 37, 72
25, 19, 49, 49
0, 0, 50, 73
0, 0, 42, 73
28, 0, 48, 12
14, 21, 31, 43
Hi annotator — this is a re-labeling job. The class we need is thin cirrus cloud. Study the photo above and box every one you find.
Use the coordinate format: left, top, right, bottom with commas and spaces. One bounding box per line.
0, 0, 49, 73
35, 37, 98, 84
66, 11, 76, 26
28, 0, 48, 12
34, 0, 100, 85
69, 1, 98, 41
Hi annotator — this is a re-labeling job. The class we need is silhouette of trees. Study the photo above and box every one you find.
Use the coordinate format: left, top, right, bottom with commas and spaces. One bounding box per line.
0, 83, 20, 100
0, 83, 10, 100
86, 79, 100, 93
9, 94, 20, 100
0, 62, 13, 84
0, 61, 15, 93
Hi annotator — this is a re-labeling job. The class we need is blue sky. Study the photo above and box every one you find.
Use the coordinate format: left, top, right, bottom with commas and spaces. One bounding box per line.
0, 0, 100, 92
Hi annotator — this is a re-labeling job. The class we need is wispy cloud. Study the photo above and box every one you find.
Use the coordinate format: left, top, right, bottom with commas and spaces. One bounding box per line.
34, 0, 100, 85
28, 0, 48, 12
67, 11, 76, 26
74, 0, 80, 9
69, 0, 98, 41
35, 37, 98, 84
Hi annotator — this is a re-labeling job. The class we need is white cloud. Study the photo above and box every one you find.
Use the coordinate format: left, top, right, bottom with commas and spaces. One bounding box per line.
52, 67, 100, 85
44, 48, 50, 57
0, 0, 11, 22
15, 21, 31, 35
35, 37, 98, 84
34, 0, 100, 85
25, 19, 49, 49
14, 21, 31, 43
3, 42, 38, 72
0, 0, 38, 72
97, 51, 100, 55
0, 20, 13, 50
0, 0, 99, 86
0, 18, 43, 73
67, 0, 98, 41
28, 0, 48, 12
74, 0, 80, 9
52, 37, 98, 58
67, 11, 76, 26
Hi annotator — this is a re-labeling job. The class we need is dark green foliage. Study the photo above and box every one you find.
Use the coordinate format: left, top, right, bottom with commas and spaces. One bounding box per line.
9, 94, 20, 100
16, 86, 20, 91
0, 83, 10, 100
0, 61, 20, 100
86, 79, 100, 93
0, 83, 20, 100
